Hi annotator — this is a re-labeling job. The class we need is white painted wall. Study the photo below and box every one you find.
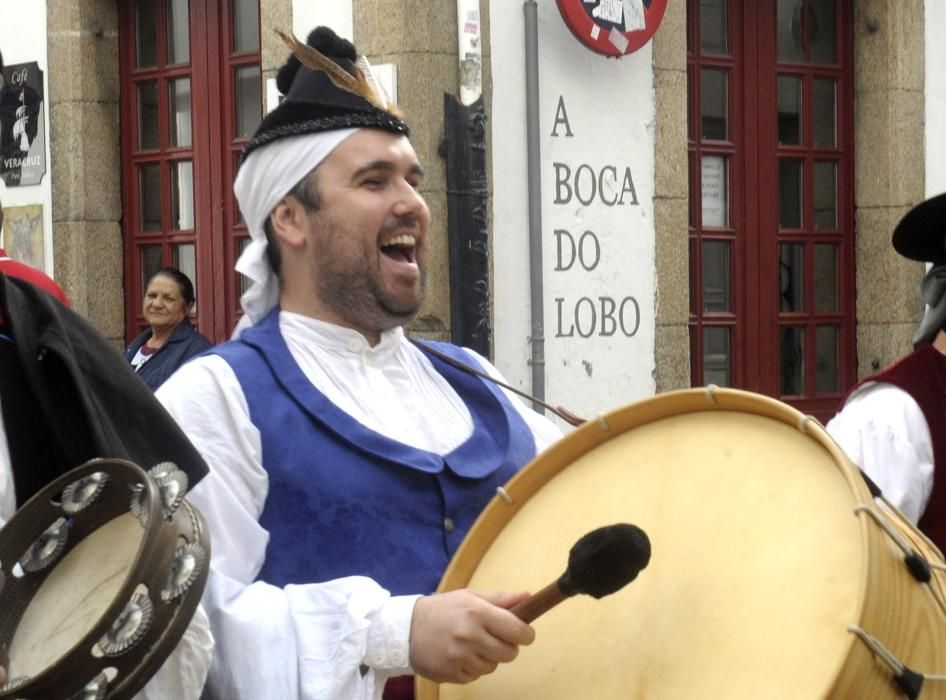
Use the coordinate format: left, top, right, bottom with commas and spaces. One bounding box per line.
926, 0, 946, 198
0, 0, 53, 274
490, 1, 657, 424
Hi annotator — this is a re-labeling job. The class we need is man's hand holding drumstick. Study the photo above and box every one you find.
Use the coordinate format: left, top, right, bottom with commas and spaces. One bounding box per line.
409, 523, 650, 685
410, 590, 536, 683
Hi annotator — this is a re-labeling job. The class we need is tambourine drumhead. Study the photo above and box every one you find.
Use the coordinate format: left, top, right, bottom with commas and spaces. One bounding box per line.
418, 388, 946, 699
10, 514, 143, 678
0, 458, 209, 699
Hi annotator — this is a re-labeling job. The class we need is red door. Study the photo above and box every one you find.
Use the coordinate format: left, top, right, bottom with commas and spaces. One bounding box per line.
688, 0, 855, 421
119, 0, 261, 342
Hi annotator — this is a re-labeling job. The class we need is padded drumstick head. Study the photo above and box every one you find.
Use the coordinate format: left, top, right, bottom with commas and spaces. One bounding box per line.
559, 523, 651, 599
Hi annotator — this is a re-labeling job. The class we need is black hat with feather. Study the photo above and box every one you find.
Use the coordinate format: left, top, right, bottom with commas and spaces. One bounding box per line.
241, 26, 409, 162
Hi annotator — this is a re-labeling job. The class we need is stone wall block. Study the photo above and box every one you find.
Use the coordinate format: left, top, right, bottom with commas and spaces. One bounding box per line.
655, 324, 691, 392
52, 220, 125, 340
854, 0, 924, 93
854, 206, 925, 326
857, 322, 917, 380
47, 29, 120, 105
383, 51, 458, 191
356, 0, 459, 55
654, 68, 688, 201
49, 101, 122, 223
854, 88, 924, 208
653, 197, 689, 326
260, 0, 293, 74
652, 0, 686, 73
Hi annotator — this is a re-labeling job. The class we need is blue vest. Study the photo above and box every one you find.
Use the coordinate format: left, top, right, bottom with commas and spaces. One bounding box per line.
212, 310, 537, 595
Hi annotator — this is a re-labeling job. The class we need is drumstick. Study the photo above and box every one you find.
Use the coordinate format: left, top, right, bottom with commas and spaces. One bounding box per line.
509, 523, 651, 623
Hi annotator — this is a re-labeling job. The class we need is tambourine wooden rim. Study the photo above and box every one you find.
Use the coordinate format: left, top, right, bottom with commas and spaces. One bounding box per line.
0, 458, 209, 699
416, 387, 878, 699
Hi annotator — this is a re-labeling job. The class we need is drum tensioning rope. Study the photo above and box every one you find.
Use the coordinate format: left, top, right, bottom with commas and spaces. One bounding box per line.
848, 625, 946, 699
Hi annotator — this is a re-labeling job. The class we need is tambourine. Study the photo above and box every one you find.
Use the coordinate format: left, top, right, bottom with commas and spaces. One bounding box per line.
0, 458, 209, 699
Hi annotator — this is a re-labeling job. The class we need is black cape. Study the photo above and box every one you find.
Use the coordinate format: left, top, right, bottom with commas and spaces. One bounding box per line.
0, 273, 208, 506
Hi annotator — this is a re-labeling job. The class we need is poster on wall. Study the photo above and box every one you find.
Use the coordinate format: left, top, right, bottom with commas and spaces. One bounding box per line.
0, 61, 47, 187
2, 204, 45, 269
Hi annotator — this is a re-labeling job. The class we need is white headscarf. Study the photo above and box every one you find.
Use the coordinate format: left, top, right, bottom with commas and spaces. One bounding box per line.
231, 128, 359, 337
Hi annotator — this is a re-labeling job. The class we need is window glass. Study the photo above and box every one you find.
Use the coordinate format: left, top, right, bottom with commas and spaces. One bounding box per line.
777, 0, 803, 62
814, 244, 838, 312
173, 243, 197, 312
810, 0, 837, 64
701, 69, 728, 140
139, 164, 162, 231
813, 161, 837, 229
138, 82, 159, 150
700, 0, 728, 54
136, 0, 158, 68
780, 326, 805, 395
169, 78, 193, 148
815, 325, 839, 394
235, 66, 262, 138
777, 76, 802, 145
703, 327, 731, 387
171, 160, 195, 230
140, 246, 163, 290
233, 0, 260, 53
813, 79, 837, 147
779, 159, 803, 229
779, 243, 805, 312
167, 0, 191, 65
703, 240, 731, 312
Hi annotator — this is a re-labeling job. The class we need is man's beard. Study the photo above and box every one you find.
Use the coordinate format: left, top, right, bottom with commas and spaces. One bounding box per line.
316, 259, 427, 333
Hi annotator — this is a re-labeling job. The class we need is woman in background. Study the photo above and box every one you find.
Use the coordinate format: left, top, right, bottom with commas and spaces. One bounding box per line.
124, 267, 212, 391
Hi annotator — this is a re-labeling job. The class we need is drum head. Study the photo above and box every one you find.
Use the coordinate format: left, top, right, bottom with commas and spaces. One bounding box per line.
425, 389, 871, 699
9, 514, 144, 678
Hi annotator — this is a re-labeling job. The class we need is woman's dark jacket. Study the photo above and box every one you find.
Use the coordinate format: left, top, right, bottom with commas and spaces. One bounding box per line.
123, 321, 213, 391
0, 273, 208, 506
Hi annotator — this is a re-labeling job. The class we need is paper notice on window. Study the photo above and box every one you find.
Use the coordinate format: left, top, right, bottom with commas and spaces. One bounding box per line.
592, 0, 624, 24
701, 155, 728, 228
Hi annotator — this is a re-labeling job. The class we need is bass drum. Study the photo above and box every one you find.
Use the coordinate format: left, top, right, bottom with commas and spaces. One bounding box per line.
417, 387, 946, 699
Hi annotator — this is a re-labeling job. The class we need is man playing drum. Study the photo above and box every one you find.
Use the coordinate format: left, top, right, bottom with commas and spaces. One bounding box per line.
156, 26, 561, 699
828, 192, 946, 550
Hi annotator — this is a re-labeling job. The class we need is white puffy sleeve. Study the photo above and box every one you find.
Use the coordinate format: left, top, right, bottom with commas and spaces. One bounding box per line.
157, 356, 418, 699
826, 382, 934, 524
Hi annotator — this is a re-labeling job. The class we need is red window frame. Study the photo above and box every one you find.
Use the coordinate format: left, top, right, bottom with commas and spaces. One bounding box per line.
119, 0, 260, 343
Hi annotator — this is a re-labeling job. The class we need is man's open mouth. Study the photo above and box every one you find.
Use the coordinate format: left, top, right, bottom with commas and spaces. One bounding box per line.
380, 234, 417, 264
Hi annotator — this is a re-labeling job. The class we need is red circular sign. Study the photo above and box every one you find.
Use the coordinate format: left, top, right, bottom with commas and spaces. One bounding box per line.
556, 0, 668, 57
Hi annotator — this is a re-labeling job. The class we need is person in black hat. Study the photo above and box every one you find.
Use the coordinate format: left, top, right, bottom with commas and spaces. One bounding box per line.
156, 27, 561, 699
827, 192, 946, 550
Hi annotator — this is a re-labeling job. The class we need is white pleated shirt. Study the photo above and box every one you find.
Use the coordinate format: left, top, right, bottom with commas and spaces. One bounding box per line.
156, 312, 562, 699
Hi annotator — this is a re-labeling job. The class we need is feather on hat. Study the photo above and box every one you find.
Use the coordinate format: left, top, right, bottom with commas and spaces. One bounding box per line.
240, 26, 408, 162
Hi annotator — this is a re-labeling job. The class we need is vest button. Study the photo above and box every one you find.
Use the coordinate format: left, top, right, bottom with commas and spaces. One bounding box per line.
443, 517, 455, 532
